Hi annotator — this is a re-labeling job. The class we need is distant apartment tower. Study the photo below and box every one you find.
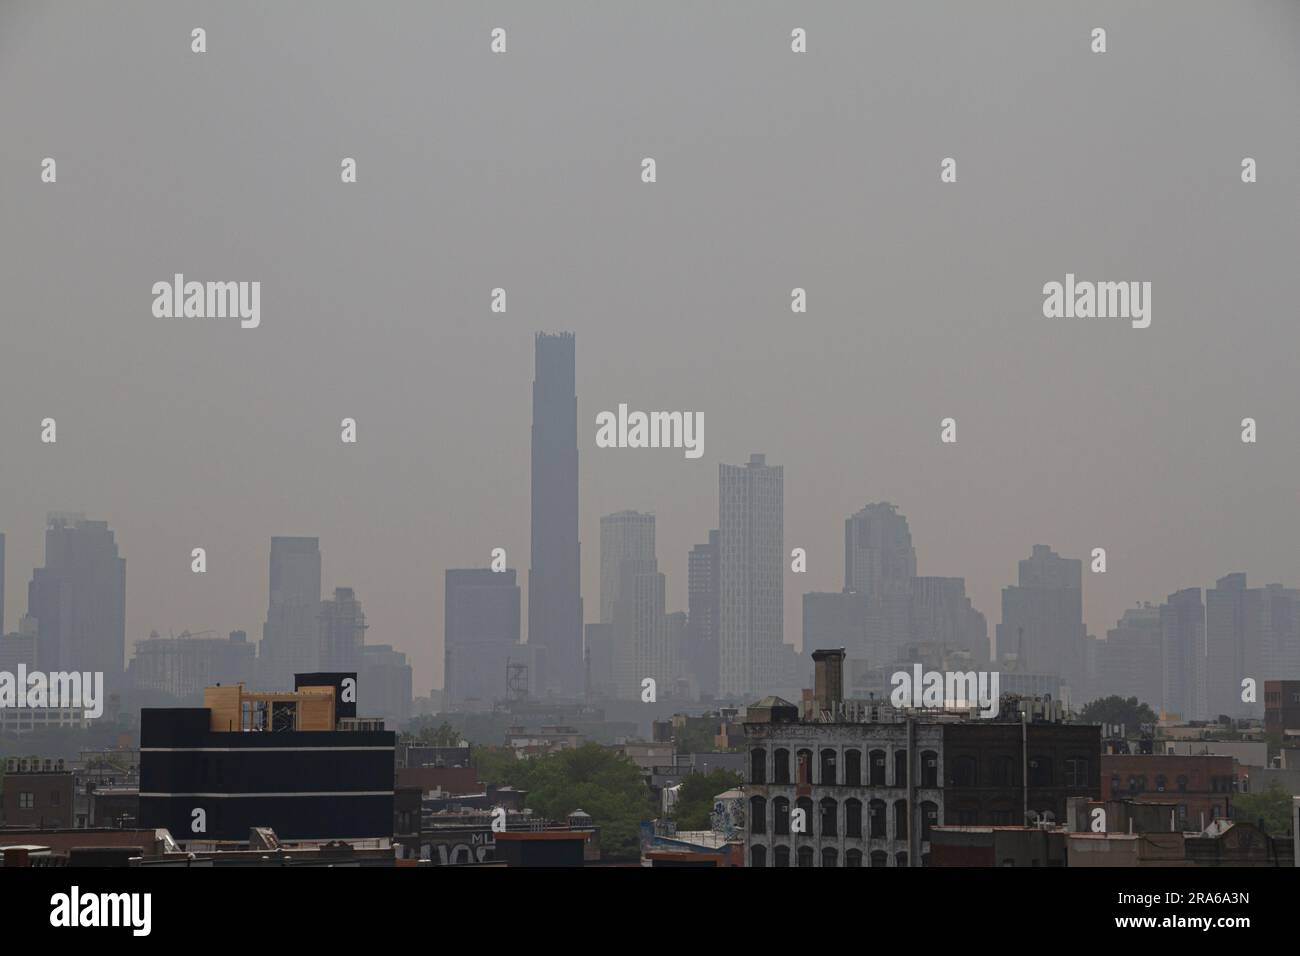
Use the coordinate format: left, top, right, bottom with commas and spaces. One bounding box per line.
688, 530, 721, 698
600, 512, 672, 698
528, 332, 584, 696
844, 504, 916, 657
996, 545, 1086, 689
259, 537, 322, 690
910, 576, 989, 664
129, 629, 256, 701
445, 568, 522, 710
361, 644, 413, 728
26, 514, 127, 687
1098, 604, 1163, 708
600, 511, 656, 623
319, 586, 368, 673
1205, 574, 1259, 719
1161, 588, 1207, 721
719, 454, 783, 699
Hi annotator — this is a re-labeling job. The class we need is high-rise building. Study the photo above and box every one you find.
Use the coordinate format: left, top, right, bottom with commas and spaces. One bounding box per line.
687, 530, 721, 698
996, 545, 1086, 690
1098, 604, 1163, 708
129, 629, 257, 701
1205, 574, 1259, 719
601, 511, 671, 699
259, 537, 322, 690
319, 586, 368, 673
361, 644, 413, 728
600, 511, 656, 624
909, 576, 989, 664
719, 453, 783, 699
445, 568, 521, 710
528, 332, 584, 696
26, 514, 127, 687
844, 504, 916, 657
1161, 587, 1207, 721
0, 531, 6, 636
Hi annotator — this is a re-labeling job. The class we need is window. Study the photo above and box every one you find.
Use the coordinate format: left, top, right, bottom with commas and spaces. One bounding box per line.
920, 801, 938, 841
894, 800, 908, 840
1110, 774, 1121, 794
19, 792, 34, 809
773, 797, 791, 836
1064, 757, 1089, 788
773, 748, 791, 784
894, 749, 908, 787
869, 799, 887, 838
796, 797, 814, 834
750, 845, 767, 867
869, 750, 886, 786
820, 748, 837, 786
796, 749, 813, 785
844, 749, 862, 786
821, 847, 838, 868
950, 755, 977, 787
1028, 756, 1052, 788
750, 748, 767, 784
1155, 774, 1167, 793
992, 755, 1015, 786
820, 798, 838, 837
921, 751, 939, 788
895, 852, 908, 867
846, 849, 863, 868
845, 798, 862, 838
749, 796, 767, 834
797, 846, 814, 868
773, 846, 790, 867
870, 850, 888, 867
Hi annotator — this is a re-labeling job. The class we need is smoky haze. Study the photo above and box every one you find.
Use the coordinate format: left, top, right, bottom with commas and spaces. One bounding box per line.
1, 1, 1298, 693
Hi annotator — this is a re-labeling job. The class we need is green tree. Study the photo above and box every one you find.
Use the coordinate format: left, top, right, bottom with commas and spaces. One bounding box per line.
1078, 695, 1158, 731
1233, 780, 1293, 835
471, 745, 518, 786
670, 769, 743, 830
402, 716, 464, 747
503, 743, 653, 861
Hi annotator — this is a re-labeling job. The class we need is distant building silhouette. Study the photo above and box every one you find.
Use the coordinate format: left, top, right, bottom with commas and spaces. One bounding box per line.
600, 511, 672, 698
1161, 587, 1207, 720
719, 454, 783, 699
528, 332, 584, 695
319, 586, 367, 673
688, 530, 721, 698
445, 568, 522, 711
996, 545, 1085, 690
26, 514, 126, 688
259, 537, 322, 689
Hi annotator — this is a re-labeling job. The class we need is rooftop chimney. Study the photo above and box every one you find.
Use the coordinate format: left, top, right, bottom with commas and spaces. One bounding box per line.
811, 647, 846, 719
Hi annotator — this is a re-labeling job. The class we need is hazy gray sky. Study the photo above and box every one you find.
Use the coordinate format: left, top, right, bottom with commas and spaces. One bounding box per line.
3, 1, 1298, 691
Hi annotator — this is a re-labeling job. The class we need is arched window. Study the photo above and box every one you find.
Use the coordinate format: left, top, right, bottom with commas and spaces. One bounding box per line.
820, 797, 838, 837
749, 796, 767, 834
1028, 756, 1052, 787
821, 847, 838, 868
870, 850, 888, 867
993, 755, 1016, 787
895, 851, 908, 867
795, 796, 814, 835
894, 800, 908, 840
869, 750, 887, 786
797, 846, 815, 868
773, 748, 791, 784
750, 844, 767, 867
750, 748, 767, 785
773, 796, 791, 835
844, 749, 862, 786
920, 800, 938, 841
1155, 774, 1167, 793
894, 749, 908, 787
796, 749, 813, 785
844, 798, 862, 838
869, 799, 887, 838
920, 750, 939, 788
1176, 775, 1188, 792
773, 845, 790, 867
846, 848, 863, 868
951, 755, 977, 787
820, 748, 838, 786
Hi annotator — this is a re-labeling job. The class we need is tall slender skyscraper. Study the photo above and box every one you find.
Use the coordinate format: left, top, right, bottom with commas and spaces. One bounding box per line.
1161, 587, 1207, 720
259, 537, 322, 689
26, 514, 126, 686
719, 453, 783, 699
319, 586, 367, 673
528, 332, 583, 696
688, 530, 721, 698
